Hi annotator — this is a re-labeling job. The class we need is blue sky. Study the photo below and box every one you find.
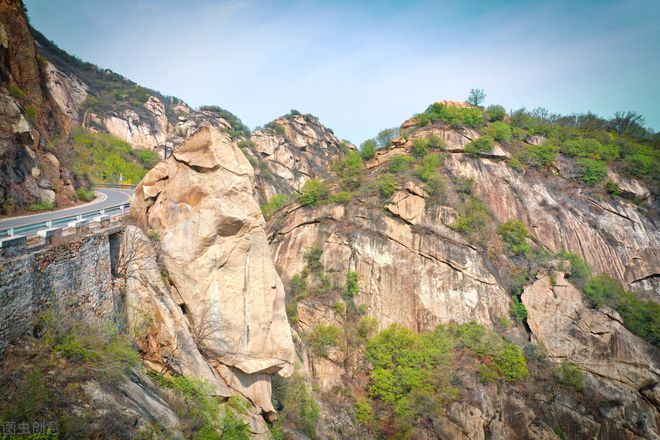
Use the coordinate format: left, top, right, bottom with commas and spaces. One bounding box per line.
25, 0, 660, 144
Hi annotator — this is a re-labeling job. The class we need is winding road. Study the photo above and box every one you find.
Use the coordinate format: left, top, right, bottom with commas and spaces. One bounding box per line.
0, 188, 133, 236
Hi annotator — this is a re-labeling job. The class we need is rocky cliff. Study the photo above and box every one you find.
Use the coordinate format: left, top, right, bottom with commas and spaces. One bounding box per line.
0, 0, 76, 212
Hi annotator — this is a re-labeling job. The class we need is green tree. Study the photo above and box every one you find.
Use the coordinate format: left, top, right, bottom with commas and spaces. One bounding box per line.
360, 139, 377, 159
376, 128, 399, 149
466, 88, 486, 107
464, 136, 494, 157
333, 150, 364, 190
497, 220, 531, 256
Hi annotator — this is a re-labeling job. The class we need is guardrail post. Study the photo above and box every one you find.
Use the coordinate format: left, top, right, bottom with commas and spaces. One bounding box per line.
46, 221, 52, 228
120, 205, 125, 214
100, 209, 105, 215
77, 214, 82, 220
8, 228, 14, 237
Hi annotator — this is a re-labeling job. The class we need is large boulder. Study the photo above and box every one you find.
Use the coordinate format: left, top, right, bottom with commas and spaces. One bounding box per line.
131, 126, 296, 415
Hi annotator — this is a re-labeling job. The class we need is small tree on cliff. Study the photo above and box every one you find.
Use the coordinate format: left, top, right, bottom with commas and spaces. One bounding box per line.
466, 88, 486, 107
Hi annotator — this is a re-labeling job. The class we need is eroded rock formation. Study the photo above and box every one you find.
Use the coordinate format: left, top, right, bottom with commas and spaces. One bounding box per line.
130, 126, 296, 428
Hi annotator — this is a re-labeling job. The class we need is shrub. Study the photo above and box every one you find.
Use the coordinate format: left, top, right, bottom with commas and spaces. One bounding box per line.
485, 121, 512, 142
133, 149, 160, 168
426, 103, 483, 128
452, 197, 491, 235
414, 154, 443, 181
466, 88, 486, 107
464, 136, 494, 157
527, 143, 559, 168
556, 251, 590, 289
265, 121, 286, 135
354, 398, 374, 425
308, 325, 342, 357
486, 105, 507, 121
377, 174, 398, 198
376, 128, 399, 149
360, 139, 377, 159
29, 199, 55, 211
576, 158, 607, 185
272, 373, 320, 439
410, 138, 429, 158
25, 104, 39, 122
584, 274, 659, 346
345, 271, 359, 301
510, 296, 528, 323
333, 150, 364, 191
299, 179, 331, 206
604, 180, 622, 196
556, 361, 584, 392
261, 194, 290, 219
8, 83, 26, 99
304, 245, 323, 271
376, 173, 399, 198
328, 191, 353, 204
76, 187, 96, 202
497, 220, 531, 256
417, 113, 430, 127
388, 155, 415, 174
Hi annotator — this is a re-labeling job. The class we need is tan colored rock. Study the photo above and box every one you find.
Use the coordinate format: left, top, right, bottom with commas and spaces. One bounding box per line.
43, 60, 89, 122
441, 153, 660, 297
269, 203, 510, 332
132, 126, 296, 414
522, 272, 659, 390
386, 190, 426, 224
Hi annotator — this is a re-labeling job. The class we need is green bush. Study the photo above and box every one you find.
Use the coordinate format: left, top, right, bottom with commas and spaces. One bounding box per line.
452, 197, 492, 235
329, 191, 353, 204
133, 149, 160, 168
556, 251, 591, 289
76, 187, 96, 202
377, 174, 398, 198
484, 121, 512, 142
576, 158, 607, 185
360, 139, 377, 159
486, 105, 507, 121
376, 128, 399, 149
464, 136, 494, 157
345, 271, 359, 301
29, 200, 55, 211
388, 155, 415, 174
9, 83, 27, 99
556, 361, 584, 392
265, 121, 286, 135
417, 113, 430, 127
584, 274, 659, 346
497, 220, 531, 256
425, 103, 484, 128
333, 150, 365, 191
308, 325, 342, 357
299, 179, 331, 206
510, 296, 528, 323
272, 373, 319, 439
261, 194, 290, 219
410, 138, 429, 158
304, 245, 323, 271
25, 104, 39, 122
527, 143, 559, 168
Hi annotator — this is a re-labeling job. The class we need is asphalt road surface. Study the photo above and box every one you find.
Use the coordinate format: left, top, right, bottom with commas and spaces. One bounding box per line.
0, 188, 132, 231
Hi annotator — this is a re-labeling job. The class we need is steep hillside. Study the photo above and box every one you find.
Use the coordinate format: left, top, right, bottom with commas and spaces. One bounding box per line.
33, 28, 249, 153
262, 101, 660, 439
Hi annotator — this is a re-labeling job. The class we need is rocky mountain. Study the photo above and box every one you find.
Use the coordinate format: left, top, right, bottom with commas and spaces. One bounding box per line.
1, 0, 659, 438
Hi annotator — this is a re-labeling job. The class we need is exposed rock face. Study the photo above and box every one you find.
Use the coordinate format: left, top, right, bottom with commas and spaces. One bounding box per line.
131, 126, 296, 419
0, 0, 74, 212
269, 197, 511, 332
522, 271, 659, 393
250, 114, 351, 202
42, 59, 89, 122
437, 153, 659, 298
83, 97, 168, 150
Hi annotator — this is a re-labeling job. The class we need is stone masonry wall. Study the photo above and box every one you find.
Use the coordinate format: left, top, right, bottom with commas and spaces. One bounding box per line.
0, 230, 119, 358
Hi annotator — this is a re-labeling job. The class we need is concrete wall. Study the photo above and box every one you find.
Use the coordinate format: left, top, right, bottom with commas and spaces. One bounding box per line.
0, 228, 121, 358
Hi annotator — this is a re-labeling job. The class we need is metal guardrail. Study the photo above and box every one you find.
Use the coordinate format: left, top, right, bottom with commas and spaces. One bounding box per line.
93, 182, 138, 189
0, 203, 131, 238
